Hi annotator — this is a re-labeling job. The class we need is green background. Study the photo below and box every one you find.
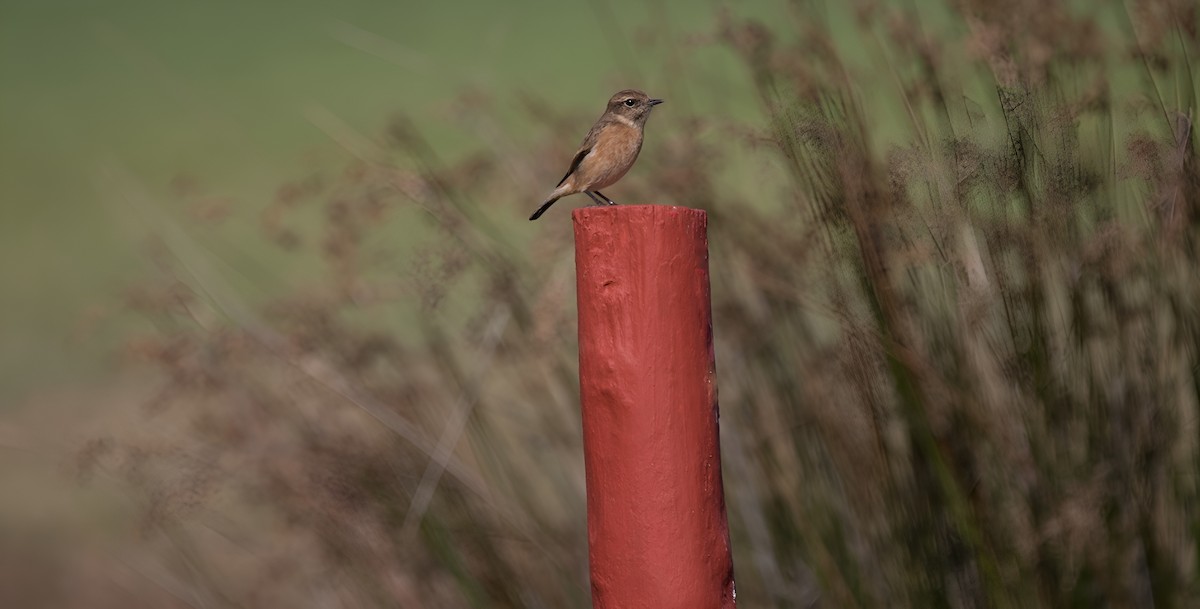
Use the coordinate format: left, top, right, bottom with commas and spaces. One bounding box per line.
0, 0, 746, 406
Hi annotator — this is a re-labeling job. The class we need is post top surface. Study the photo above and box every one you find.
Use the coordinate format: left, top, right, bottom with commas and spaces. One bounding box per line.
572, 204, 707, 223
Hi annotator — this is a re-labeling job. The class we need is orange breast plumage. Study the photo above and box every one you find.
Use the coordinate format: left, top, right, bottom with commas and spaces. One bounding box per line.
574, 122, 644, 190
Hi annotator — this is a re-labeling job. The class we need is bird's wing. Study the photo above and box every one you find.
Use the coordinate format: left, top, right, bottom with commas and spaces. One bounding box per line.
556, 146, 591, 187
555, 118, 607, 187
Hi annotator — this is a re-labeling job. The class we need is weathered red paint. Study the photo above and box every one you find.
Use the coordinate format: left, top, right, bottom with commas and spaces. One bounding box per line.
573, 205, 736, 609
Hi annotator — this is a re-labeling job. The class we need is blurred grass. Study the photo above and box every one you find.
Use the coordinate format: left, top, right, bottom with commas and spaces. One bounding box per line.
4, 0, 1200, 607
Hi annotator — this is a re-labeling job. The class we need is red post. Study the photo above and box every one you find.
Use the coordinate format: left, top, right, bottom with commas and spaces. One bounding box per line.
573, 205, 736, 609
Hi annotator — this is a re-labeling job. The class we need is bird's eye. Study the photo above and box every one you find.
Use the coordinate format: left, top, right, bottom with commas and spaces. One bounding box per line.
623, 99, 636, 107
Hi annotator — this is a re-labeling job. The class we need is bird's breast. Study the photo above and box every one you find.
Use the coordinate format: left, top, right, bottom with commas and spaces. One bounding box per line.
576, 123, 643, 190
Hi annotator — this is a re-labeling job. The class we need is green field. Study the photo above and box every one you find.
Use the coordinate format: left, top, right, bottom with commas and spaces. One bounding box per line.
3, 0, 1199, 607
0, 0, 744, 406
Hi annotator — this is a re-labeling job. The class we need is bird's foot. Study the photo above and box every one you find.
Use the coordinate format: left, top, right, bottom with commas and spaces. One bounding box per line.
592, 190, 617, 206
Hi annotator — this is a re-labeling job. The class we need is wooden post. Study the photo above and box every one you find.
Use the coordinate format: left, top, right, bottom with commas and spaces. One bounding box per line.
573, 205, 736, 609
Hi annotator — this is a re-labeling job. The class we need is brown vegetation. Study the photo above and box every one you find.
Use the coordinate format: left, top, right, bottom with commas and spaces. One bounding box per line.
48, 1, 1200, 607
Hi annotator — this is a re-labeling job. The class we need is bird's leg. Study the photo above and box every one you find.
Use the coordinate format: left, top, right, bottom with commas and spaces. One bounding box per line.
584, 191, 607, 206
592, 190, 617, 206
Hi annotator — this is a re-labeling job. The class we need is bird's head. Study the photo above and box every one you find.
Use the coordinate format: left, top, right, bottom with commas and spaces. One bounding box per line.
606, 89, 663, 125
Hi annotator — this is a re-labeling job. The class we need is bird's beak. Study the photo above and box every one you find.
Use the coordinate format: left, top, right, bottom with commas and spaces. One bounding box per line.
648, 98, 664, 106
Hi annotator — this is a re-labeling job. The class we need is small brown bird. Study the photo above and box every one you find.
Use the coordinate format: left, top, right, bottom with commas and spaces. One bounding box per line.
528, 89, 663, 221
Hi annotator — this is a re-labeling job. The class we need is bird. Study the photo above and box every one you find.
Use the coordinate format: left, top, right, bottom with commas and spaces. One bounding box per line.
528, 89, 663, 221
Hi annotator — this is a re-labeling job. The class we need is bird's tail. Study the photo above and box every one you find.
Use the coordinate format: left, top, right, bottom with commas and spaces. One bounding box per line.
528, 196, 560, 221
